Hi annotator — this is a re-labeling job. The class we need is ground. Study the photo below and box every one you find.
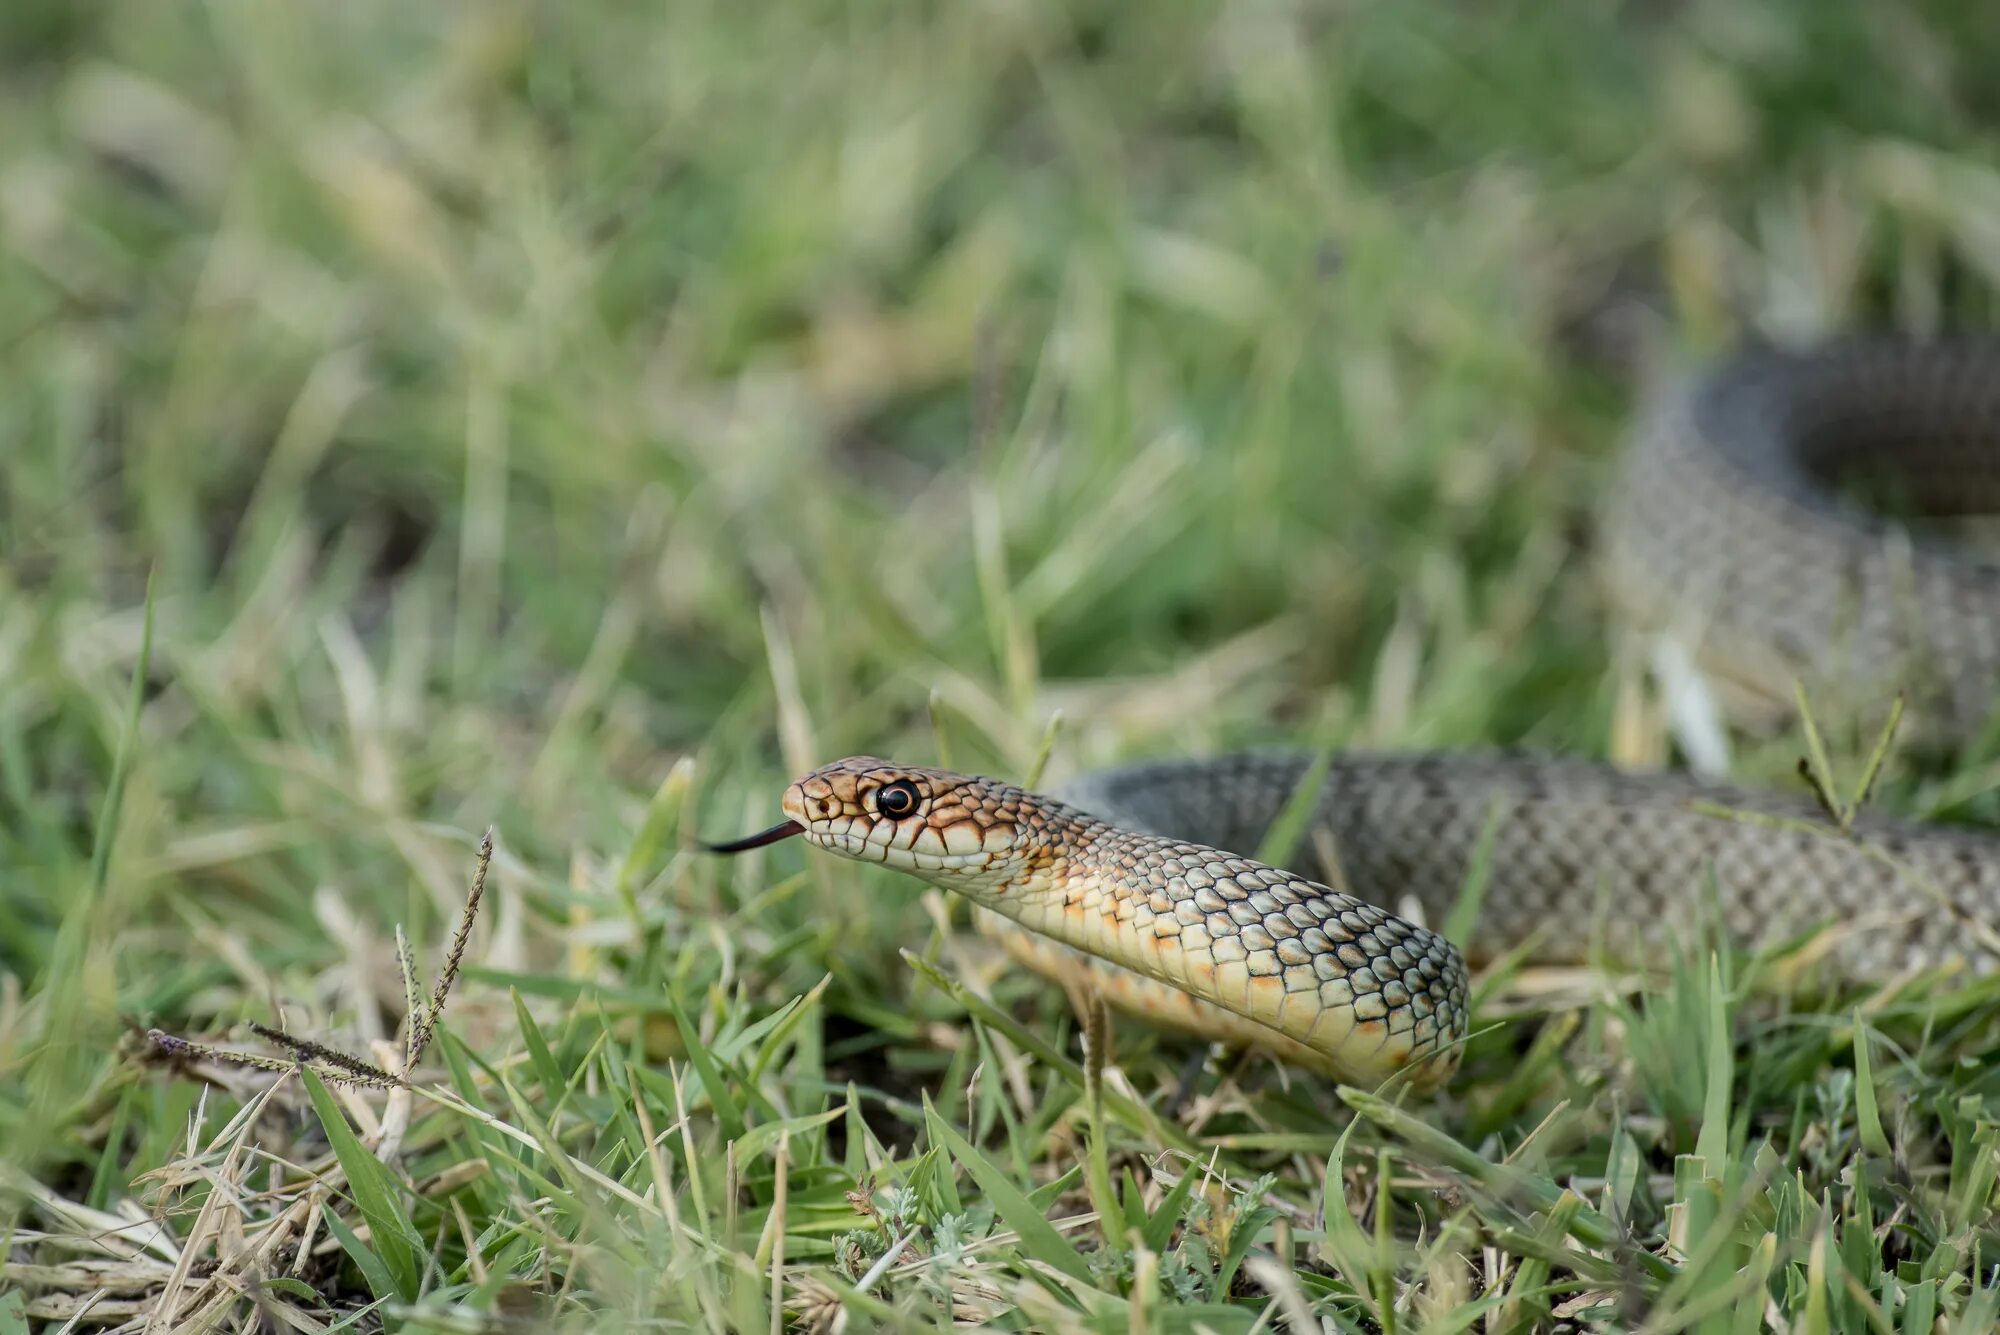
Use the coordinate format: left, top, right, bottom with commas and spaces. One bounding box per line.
5, 1, 2000, 1330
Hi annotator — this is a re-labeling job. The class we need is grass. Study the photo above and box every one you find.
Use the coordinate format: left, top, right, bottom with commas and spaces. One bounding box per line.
6, 0, 2000, 1329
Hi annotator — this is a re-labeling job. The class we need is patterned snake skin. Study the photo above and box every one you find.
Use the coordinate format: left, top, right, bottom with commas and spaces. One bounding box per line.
721, 341, 2000, 1091
1601, 338, 2000, 729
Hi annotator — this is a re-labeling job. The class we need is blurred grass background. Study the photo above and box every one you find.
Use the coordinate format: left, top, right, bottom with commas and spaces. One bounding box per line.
6, 1, 2000, 1329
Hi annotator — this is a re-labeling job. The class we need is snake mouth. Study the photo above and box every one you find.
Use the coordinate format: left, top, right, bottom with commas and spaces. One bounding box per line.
702, 821, 805, 854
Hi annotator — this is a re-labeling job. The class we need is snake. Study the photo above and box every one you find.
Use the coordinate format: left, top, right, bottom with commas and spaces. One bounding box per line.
708, 339, 2000, 1092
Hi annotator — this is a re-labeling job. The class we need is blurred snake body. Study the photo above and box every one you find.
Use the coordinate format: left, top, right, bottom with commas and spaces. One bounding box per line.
713, 341, 2000, 1091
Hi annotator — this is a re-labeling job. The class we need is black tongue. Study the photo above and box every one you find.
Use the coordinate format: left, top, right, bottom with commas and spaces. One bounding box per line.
702, 821, 806, 854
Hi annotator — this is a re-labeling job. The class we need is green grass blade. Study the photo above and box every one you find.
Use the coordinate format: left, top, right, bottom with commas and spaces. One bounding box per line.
31, 573, 158, 1130
729, 1105, 845, 1163
1956, 1273, 2000, 1334
1144, 1161, 1203, 1255
1340, 1087, 1674, 1281
1117, 1166, 1148, 1235
1696, 954, 1734, 1171
1803, 1221, 1832, 1335
1027, 1164, 1085, 1212
744, 974, 831, 1082
1213, 1203, 1280, 1298
1442, 795, 1505, 948
900, 948, 1189, 1149
665, 988, 747, 1141
922, 1094, 1095, 1285
1900, 1278, 1935, 1334
616, 756, 694, 918
1852, 1014, 1891, 1158
1498, 1191, 1580, 1332
1317, 1124, 1384, 1326
1081, 994, 1120, 1248
1254, 744, 1334, 869
320, 1205, 401, 1310
1023, 710, 1065, 790
88, 569, 154, 898
1848, 693, 1905, 818
1731, 1233, 1778, 1335
1793, 681, 1841, 825
509, 989, 567, 1105
302, 1068, 423, 1302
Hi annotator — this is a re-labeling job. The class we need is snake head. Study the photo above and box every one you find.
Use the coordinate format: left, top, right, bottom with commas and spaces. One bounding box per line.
709, 756, 1040, 892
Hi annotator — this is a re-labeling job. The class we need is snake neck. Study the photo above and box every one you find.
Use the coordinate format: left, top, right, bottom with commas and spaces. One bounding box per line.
951, 811, 1280, 943
912, 802, 1117, 909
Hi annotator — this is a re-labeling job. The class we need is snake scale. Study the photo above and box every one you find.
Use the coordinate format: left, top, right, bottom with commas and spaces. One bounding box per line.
711, 339, 2000, 1091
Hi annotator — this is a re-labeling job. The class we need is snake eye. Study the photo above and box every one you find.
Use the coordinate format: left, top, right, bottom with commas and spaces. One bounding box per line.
875, 780, 920, 819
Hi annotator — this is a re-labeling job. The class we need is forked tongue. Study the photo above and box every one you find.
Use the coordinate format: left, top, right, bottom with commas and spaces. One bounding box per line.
703, 821, 805, 854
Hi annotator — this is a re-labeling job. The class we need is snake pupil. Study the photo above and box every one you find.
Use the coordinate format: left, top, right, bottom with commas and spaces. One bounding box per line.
877, 781, 919, 817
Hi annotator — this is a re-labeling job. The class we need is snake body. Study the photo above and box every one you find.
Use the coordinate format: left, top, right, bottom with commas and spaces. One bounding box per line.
1600, 338, 2000, 730
716, 341, 2000, 1090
